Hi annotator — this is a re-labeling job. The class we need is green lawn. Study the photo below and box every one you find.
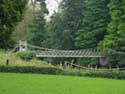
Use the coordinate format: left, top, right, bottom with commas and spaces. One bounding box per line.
0, 73, 125, 94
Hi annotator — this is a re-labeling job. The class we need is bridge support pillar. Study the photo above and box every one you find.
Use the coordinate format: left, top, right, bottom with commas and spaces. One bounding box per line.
19, 40, 27, 52
99, 57, 107, 66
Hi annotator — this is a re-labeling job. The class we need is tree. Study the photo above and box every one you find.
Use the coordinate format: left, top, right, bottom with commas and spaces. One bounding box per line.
60, 0, 85, 50
45, 13, 64, 49
102, 0, 125, 51
28, 0, 48, 47
13, 7, 34, 42
75, 0, 110, 49
45, 0, 85, 50
73, 0, 110, 66
0, 0, 28, 48
102, 0, 125, 66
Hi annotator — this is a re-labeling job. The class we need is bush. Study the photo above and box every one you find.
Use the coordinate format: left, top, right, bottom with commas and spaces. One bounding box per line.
0, 65, 125, 79
0, 66, 63, 75
17, 51, 35, 61
107, 49, 125, 67
84, 71, 125, 79
62, 69, 125, 80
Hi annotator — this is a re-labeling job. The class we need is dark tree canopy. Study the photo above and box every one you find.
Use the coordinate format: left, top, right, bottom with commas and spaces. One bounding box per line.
0, 0, 28, 48
75, 0, 110, 49
28, 0, 48, 47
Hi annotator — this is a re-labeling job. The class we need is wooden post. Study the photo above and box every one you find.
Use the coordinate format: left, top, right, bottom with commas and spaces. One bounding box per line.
109, 65, 112, 70
90, 65, 93, 70
71, 59, 74, 68
59, 62, 63, 68
48, 61, 52, 66
117, 65, 119, 71
64, 61, 67, 69
6, 59, 9, 66
88, 64, 90, 70
95, 65, 98, 70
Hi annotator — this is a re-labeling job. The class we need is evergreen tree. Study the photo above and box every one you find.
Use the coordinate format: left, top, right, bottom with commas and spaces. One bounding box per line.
45, 13, 64, 49
28, 0, 48, 47
45, 0, 85, 50
102, 0, 125, 51
75, 0, 110, 49
102, 0, 125, 66
60, 0, 85, 49
0, 0, 28, 48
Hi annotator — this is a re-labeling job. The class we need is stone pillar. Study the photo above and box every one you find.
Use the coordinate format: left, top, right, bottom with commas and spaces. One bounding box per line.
99, 57, 107, 66
19, 40, 27, 52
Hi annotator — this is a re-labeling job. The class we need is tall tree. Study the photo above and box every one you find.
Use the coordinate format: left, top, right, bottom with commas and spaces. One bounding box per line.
28, 0, 48, 47
102, 0, 125, 66
75, 0, 110, 49
60, 0, 85, 50
45, 13, 65, 49
45, 0, 85, 50
102, 0, 125, 51
0, 0, 28, 48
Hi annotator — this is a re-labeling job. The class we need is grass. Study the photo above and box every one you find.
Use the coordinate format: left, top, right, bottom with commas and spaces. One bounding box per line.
0, 51, 53, 67
0, 73, 125, 94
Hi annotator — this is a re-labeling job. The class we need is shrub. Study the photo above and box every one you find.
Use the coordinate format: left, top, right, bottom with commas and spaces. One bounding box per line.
62, 69, 125, 80
107, 49, 125, 67
0, 66, 63, 75
84, 71, 125, 79
0, 65, 125, 79
17, 51, 35, 61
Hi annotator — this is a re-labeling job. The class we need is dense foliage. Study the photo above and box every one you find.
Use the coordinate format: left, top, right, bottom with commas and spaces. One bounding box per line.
28, 0, 48, 47
0, 0, 28, 48
75, 0, 110, 49
45, 0, 85, 50
102, 0, 125, 66
17, 51, 35, 61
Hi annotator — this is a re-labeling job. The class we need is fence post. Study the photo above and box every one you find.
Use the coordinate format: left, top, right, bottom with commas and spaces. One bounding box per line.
59, 62, 63, 68
6, 59, 9, 66
48, 61, 52, 66
71, 59, 74, 68
95, 65, 98, 70
88, 64, 90, 70
64, 61, 67, 69
117, 65, 119, 71
109, 65, 112, 70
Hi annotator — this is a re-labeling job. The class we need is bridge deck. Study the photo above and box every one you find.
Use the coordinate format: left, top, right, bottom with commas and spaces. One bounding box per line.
36, 50, 104, 58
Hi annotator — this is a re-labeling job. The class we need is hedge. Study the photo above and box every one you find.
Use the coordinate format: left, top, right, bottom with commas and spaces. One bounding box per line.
0, 66, 63, 75
84, 71, 125, 79
62, 70, 125, 79
0, 66, 125, 79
